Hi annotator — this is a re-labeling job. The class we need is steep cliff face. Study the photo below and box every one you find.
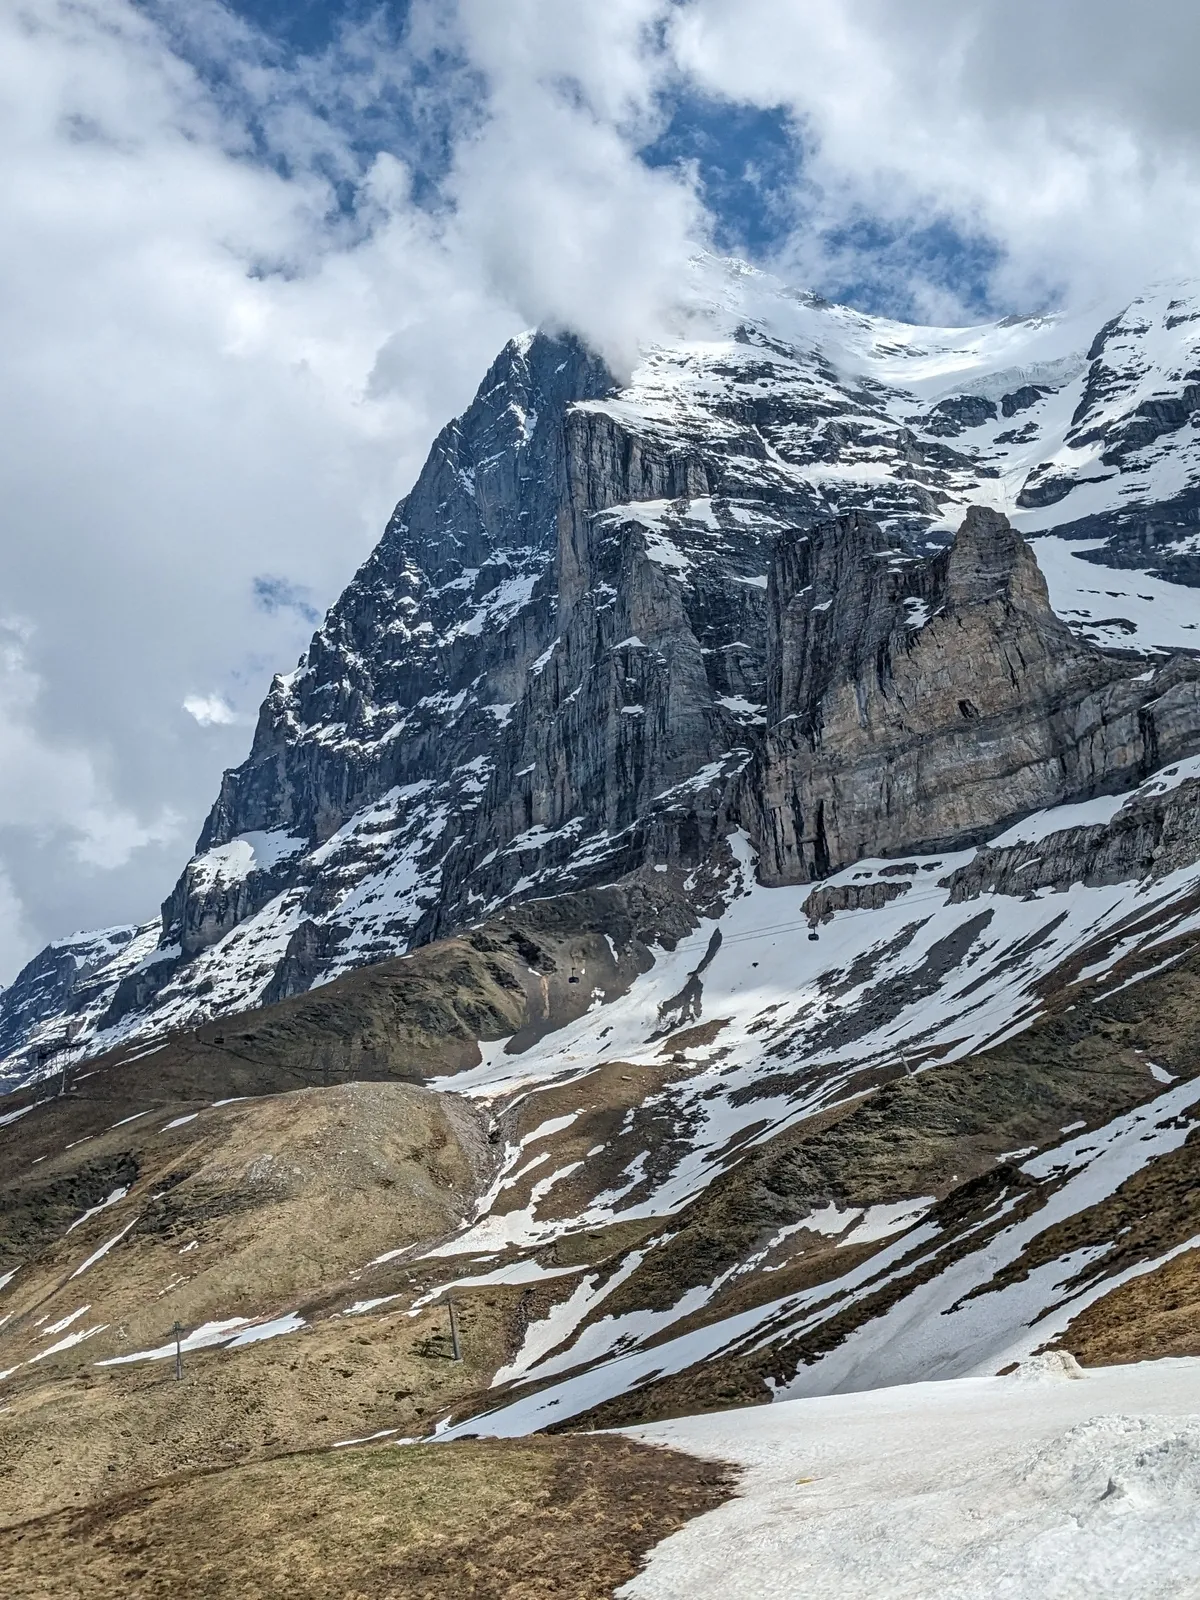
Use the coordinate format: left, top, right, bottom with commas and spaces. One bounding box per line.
749, 506, 1200, 882
0, 927, 139, 1062
199, 333, 616, 858
13, 272, 1200, 1502
100, 332, 619, 1027
8, 264, 1200, 1080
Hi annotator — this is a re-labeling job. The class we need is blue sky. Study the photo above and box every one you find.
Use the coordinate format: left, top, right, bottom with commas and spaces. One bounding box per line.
227, 0, 391, 53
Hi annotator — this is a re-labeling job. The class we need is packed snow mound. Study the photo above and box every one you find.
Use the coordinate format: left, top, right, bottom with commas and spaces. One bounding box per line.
1021, 1412, 1200, 1516
1007, 1351, 1087, 1383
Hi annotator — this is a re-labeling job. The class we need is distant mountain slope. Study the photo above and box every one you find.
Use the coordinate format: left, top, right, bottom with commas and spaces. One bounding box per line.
6, 261, 1200, 1084
4, 753, 1200, 1487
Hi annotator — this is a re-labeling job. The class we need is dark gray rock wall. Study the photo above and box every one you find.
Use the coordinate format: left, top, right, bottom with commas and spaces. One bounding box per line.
746, 507, 1200, 882
197, 332, 616, 857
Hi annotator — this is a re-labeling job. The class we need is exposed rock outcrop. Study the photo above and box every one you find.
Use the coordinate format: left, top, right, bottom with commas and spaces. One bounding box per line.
749, 507, 1200, 882
945, 776, 1200, 902
10, 268, 1200, 1075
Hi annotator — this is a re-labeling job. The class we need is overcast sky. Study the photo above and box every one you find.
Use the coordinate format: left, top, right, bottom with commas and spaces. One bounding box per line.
4, 0, 1200, 980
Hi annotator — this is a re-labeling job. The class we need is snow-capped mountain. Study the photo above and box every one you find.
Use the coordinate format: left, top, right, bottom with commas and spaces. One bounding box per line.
10, 260, 1200, 1584
6, 261, 1200, 1085
0, 925, 139, 1065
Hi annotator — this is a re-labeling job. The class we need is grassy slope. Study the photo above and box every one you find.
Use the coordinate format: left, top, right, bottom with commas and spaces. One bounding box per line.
5, 872, 1200, 1557
0, 1435, 733, 1600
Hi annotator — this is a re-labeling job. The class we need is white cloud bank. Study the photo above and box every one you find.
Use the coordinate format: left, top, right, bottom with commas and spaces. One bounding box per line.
182, 696, 244, 728
4, 0, 1200, 975
673, 0, 1200, 316
0, 617, 180, 971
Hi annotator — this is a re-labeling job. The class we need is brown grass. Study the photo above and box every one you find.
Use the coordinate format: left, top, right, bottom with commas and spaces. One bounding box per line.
1059, 1247, 1200, 1367
0, 1434, 733, 1600
0, 1286, 536, 1528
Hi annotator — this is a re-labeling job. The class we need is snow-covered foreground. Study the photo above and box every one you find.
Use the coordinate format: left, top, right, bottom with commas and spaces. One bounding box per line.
621, 1358, 1200, 1600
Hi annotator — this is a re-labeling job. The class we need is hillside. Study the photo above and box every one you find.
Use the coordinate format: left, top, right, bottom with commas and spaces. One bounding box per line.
5, 264, 1200, 1592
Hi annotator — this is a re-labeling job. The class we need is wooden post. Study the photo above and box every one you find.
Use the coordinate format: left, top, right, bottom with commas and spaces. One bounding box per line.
173, 1320, 184, 1381
447, 1297, 462, 1362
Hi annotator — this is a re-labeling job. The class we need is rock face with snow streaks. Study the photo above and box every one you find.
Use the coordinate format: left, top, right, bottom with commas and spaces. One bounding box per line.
749, 504, 1200, 882
8, 264, 1200, 1077
1016, 294, 1200, 582
96, 332, 619, 1030
14, 270, 1200, 1515
0, 927, 139, 1063
945, 772, 1200, 902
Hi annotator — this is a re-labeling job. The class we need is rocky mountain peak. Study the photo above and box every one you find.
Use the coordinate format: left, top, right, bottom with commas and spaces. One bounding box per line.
943, 502, 1045, 610
12, 270, 1200, 1548
7, 267, 1200, 1084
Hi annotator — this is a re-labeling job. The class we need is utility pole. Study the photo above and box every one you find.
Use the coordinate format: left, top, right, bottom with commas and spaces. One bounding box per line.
447, 1296, 462, 1362
173, 1320, 184, 1381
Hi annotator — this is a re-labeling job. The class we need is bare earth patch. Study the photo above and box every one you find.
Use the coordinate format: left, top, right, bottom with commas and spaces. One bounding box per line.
1059, 1247, 1200, 1367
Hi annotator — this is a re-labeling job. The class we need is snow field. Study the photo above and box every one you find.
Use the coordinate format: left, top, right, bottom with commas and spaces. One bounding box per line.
429, 1060, 1200, 1442
619, 1359, 1200, 1600
415, 778, 1200, 1437
1030, 538, 1200, 654
423, 795, 1200, 1280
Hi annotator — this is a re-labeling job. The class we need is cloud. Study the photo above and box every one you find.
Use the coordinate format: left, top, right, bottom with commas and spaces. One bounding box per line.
0, 619, 179, 864
252, 576, 321, 626
0, 617, 181, 969
182, 695, 244, 728
0, 864, 37, 986
442, 0, 705, 375
670, 0, 1200, 317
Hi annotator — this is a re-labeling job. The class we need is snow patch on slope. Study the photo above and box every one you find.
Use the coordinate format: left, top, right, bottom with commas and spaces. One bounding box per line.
1031, 538, 1200, 654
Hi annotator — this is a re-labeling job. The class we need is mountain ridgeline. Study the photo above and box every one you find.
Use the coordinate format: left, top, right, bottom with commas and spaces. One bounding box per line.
6, 267, 1200, 1079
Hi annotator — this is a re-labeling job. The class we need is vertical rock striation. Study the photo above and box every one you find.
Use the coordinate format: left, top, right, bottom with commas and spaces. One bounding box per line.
748, 506, 1200, 882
